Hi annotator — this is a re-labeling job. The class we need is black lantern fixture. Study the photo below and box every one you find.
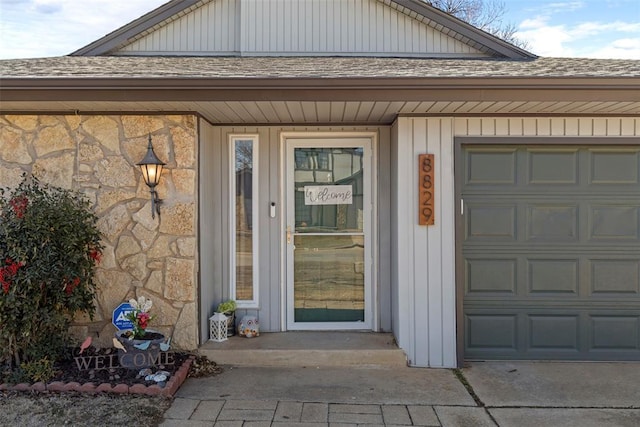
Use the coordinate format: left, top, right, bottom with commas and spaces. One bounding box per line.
137, 134, 166, 219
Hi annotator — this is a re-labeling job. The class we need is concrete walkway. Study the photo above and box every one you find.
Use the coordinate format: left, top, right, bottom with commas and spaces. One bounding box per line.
160, 362, 640, 427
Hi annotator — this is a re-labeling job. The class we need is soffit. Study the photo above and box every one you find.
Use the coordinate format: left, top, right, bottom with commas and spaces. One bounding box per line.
2, 100, 638, 124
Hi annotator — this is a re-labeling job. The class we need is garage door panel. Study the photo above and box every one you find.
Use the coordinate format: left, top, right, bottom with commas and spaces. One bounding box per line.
465, 149, 516, 184
467, 300, 639, 310
591, 260, 640, 295
590, 205, 639, 240
465, 201, 639, 245
465, 253, 640, 299
527, 204, 578, 241
465, 314, 518, 350
462, 143, 640, 361
465, 256, 639, 301
465, 147, 640, 191
529, 315, 579, 350
466, 310, 640, 359
528, 150, 579, 184
590, 316, 639, 350
528, 259, 578, 295
590, 150, 639, 184
466, 204, 516, 240
466, 259, 517, 294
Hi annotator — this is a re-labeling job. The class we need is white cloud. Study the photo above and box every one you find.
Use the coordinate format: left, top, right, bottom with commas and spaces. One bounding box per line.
545, 1, 585, 13
570, 21, 640, 37
516, 13, 640, 58
33, 0, 63, 14
517, 24, 575, 57
520, 16, 550, 30
588, 38, 640, 59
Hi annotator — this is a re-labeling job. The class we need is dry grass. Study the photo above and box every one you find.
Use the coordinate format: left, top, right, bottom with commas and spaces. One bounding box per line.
0, 392, 171, 427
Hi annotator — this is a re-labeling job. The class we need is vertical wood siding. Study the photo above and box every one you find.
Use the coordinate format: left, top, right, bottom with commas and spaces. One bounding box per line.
121, 0, 240, 54
199, 122, 392, 341
453, 117, 640, 137
393, 116, 637, 367
116, 0, 484, 56
393, 117, 456, 368
199, 120, 229, 343
241, 0, 480, 55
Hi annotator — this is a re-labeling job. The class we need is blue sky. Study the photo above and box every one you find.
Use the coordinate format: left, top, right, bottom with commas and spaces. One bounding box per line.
0, 0, 638, 59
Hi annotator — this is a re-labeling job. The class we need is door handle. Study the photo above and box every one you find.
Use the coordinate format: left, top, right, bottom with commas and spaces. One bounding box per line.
286, 226, 292, 244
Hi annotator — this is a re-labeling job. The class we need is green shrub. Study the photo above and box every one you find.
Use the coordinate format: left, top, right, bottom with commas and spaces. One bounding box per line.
20, 357, 55, 383
0, 176, 102, 375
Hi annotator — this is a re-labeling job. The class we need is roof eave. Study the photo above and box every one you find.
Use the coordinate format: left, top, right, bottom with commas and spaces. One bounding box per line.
2, 75, 637, 87
2, 76, 638, 103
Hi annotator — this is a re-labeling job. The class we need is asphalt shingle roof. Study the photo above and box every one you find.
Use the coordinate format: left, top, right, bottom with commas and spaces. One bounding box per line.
1, 56, 639, 79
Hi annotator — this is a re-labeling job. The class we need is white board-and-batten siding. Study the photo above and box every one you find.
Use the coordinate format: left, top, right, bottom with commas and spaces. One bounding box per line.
116, 0, 485, 56
392, 117, 639, 368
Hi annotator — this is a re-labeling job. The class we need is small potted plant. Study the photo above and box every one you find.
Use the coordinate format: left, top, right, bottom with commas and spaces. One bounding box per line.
216, 300, 237, 336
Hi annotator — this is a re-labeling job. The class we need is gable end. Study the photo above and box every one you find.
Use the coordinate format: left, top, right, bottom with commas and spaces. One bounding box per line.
72, 0, 535, 59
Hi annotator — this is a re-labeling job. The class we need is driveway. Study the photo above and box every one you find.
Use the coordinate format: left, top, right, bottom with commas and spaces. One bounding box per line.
161, 362, 640, 426
465, 361, 640, 426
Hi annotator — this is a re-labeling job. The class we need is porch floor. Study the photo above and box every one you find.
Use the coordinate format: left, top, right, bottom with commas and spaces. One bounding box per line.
199, 331, 407, 368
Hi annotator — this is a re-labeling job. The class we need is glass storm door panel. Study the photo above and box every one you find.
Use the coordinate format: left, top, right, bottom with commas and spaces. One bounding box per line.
286, 137, 373, 330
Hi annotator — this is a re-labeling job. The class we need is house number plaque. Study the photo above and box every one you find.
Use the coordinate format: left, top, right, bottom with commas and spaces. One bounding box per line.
418, 154, 435, 225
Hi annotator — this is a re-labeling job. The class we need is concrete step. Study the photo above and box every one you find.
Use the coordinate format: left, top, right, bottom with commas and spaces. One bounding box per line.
198, 331, 407, 368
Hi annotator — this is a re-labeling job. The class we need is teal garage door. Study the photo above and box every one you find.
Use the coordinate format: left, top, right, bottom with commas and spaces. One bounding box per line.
461, 143, 640, 360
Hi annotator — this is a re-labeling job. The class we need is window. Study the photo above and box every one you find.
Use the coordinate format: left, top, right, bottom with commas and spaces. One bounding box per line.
230, 135, 259, 307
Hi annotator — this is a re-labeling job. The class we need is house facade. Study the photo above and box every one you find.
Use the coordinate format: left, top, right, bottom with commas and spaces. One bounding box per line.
1, 0, 639, 367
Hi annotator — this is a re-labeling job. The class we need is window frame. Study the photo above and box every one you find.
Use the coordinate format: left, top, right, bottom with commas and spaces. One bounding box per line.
229, 134, 260, 309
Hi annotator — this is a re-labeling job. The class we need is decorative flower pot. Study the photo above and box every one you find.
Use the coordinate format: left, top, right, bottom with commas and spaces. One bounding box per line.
223, 311, 236, 336
114, 330, 165, 369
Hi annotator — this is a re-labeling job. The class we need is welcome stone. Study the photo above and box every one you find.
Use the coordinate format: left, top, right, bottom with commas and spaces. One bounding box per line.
74, 351, 175, 371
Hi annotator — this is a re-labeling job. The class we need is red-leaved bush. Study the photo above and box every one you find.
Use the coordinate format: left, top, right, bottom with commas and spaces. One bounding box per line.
0, 176, 103, 376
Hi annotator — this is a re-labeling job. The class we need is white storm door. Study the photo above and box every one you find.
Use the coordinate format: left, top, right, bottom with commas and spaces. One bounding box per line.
285, 137, 373, 330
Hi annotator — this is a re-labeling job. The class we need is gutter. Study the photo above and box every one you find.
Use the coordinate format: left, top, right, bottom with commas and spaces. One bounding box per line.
1, 77, 639, 103
2, 76, 639, 89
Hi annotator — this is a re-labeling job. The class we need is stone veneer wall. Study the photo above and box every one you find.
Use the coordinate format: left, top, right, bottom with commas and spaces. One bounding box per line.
0, 114, 199, 350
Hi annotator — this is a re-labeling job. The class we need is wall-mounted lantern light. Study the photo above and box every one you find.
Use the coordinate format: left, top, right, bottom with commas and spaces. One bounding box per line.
137, 134, 166, 219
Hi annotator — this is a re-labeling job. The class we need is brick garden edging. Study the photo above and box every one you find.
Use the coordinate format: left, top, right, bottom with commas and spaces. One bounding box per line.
0, 355, 195, 398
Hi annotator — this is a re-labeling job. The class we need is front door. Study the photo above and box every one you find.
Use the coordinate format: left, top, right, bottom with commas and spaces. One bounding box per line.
285, 136, 374, 330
